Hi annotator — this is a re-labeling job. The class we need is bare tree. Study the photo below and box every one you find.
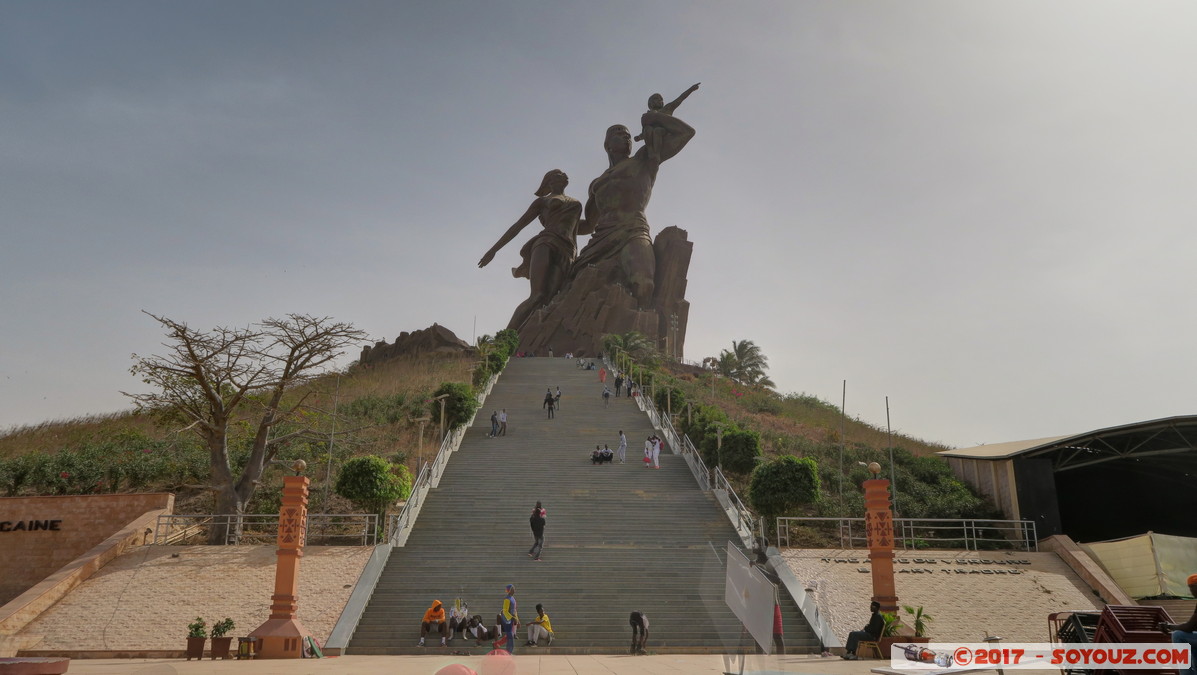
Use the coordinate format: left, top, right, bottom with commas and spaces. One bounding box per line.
125, 312, 367, 543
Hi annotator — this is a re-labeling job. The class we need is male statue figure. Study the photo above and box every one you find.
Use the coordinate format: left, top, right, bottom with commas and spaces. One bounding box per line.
573, 92, 696, 307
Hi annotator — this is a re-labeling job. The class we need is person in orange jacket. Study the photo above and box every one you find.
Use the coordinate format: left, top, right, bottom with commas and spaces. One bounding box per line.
418, 599, 448, 647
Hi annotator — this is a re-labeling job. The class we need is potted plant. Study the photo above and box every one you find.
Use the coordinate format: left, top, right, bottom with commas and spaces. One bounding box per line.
879, 606, 933, 657
209, 618, 235, 660
903, 605, 933, 638
186, 617, 206, 661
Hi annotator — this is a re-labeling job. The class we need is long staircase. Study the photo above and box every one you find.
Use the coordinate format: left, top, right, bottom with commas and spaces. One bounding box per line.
346, 357, 817, 654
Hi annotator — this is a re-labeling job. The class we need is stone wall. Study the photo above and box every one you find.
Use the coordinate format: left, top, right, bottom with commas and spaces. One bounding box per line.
0, 493, 174, 606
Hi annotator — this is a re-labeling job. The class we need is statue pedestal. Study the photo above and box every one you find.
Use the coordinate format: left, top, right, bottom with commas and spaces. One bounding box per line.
518, 226, 691, 357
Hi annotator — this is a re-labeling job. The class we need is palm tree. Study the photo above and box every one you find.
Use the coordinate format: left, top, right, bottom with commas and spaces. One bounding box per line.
601, 331, 659, 366
715, 340, 774, 388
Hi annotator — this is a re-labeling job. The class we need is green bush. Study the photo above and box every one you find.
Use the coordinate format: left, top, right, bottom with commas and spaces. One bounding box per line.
653, 384, 687, 416
0, 453, 40, 496
341, 393, 412, 425
335, 455, 411, 520
748, 455, 821, 530
430, 382, 478, 431
719, 428, 762, 474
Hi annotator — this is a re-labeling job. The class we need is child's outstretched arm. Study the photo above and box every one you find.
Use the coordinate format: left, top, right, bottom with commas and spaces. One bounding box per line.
661, 82, 700, 114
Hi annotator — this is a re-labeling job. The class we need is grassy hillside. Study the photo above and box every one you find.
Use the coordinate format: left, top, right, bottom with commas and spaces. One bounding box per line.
1, 345, 1000, 534
652, 362, 999, 528
0, 354, 474, 514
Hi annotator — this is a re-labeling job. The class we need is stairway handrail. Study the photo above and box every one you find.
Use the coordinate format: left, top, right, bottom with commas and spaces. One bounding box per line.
652, 398, 711, 491
388, 369, 500, 544
713, 466, 757, 550
332, 362, 503, 654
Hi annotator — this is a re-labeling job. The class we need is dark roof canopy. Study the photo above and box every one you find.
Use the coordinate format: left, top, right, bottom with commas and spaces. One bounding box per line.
940, 415, 1197, 472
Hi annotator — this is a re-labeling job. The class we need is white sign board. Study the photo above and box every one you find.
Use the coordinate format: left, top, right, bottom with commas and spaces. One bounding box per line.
724, 541, 776, 653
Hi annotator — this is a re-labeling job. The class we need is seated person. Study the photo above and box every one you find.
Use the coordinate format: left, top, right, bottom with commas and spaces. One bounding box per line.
447, 600, 470, 641
526, 603, 554, 646
842, 601, 883, 660
600, 445, 614, 463
465, 615, 492, 644
419, 599, 448, 647
591, 445, 605, 464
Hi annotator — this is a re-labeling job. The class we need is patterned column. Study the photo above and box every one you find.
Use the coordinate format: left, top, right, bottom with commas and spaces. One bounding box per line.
863, 462, 899, 614
249, 473, 313, 658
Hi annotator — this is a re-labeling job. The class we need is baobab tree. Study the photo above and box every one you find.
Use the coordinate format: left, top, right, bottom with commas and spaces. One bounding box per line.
125, 312, 366, 543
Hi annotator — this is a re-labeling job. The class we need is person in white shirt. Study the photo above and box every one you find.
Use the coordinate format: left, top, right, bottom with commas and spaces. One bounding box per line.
447, 600, 470, 641
617, 430, 628, 463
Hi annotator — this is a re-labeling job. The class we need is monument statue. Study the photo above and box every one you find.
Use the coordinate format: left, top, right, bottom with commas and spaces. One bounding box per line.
482, 84, 700, 357
575, 83, 697, 305
479, 169, 585, 330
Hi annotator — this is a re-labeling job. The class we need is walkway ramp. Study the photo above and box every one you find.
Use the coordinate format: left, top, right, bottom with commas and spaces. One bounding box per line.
347, 357, 817, 654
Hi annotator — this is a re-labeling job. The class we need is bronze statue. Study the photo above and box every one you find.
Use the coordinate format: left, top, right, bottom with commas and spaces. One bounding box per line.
634, 82, 700, 148
479, 169, 586, 331
574, 89, 697, 306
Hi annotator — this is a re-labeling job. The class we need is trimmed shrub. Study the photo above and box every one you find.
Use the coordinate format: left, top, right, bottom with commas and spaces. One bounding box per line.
430, 382, 478, 431
748, 455, 821, 529
335, 455, 412, 520
719, 428, 762, 475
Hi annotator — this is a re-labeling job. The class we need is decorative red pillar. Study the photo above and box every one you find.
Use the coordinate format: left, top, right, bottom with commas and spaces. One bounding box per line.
249, 469, 313, 658
863, 462, 899, 614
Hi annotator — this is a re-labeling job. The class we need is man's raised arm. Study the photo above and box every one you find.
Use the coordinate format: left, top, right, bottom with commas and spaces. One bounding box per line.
640, 111, 695, 164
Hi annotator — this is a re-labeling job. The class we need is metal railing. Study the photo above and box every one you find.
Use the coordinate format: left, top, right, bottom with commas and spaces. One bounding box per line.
153, 512, 378, 546
714, 466, 757, 550
387, 370, 499, 545
775, 516, 1039, 552
605, 354, 758, 548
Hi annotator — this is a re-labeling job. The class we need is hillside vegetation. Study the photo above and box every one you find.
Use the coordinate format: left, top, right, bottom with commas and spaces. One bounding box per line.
645, 357, 1001, 530
0, 354, 474, 515
2, 330, 1000, 537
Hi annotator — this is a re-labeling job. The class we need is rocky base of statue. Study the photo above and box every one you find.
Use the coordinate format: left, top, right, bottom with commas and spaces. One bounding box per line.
517, 226, 691, 357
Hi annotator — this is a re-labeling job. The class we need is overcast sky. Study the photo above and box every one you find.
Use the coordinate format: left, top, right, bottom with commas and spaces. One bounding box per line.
3, 1, 1195, 448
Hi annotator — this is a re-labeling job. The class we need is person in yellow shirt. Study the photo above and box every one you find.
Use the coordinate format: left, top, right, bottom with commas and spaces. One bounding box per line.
526, 603, 554, 646
418, 599, 447, 647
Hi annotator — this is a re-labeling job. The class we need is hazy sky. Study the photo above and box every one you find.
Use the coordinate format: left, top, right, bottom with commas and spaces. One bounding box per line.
3, 1, 1196, 448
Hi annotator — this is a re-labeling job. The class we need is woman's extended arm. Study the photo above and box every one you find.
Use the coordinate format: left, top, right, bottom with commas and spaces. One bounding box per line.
479, 199, 543, 267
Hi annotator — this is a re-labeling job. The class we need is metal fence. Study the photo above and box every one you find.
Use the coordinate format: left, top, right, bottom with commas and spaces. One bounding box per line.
605, 354, 762, 552
775, 516, 1039, 552
153, 512, 378, 546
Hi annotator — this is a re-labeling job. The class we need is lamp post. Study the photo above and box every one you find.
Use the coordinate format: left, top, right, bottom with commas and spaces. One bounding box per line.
431, 394, 450, 444
412, 415, 431, 469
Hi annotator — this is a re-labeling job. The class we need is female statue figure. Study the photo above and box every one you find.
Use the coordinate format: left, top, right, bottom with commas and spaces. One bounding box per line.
479, 169, 587, 331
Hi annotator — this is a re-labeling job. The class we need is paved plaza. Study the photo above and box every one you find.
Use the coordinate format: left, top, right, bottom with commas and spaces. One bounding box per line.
57, 653, 1065, 674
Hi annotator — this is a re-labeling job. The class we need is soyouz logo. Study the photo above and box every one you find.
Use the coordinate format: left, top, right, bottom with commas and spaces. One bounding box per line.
889, 643, 1192, 670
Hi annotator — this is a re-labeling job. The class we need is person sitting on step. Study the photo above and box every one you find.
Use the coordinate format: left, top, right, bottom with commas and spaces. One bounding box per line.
525, 603, 555, 646
418, 599, 448, 647
465, 615, 492, 644
447, 599, 470, 641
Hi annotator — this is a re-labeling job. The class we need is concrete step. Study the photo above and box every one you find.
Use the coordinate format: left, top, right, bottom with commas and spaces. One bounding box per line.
347, 357, 816, 655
